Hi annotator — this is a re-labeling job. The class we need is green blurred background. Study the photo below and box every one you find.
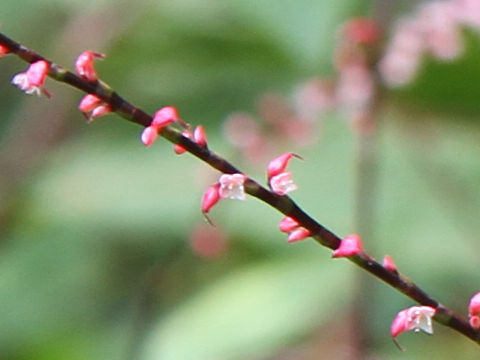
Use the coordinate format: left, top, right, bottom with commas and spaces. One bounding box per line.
1, 0, 480, 359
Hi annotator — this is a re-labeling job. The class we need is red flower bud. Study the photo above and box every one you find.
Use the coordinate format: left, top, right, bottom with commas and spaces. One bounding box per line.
193, 125, 208, 147
267, 153, 300, 179
287, 227, 311, 243
278, 216, 300, 233
332, 234, 363, 258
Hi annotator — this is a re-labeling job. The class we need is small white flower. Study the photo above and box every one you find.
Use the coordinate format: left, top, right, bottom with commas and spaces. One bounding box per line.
269, 171, 298, 195
218, 173, 246, 200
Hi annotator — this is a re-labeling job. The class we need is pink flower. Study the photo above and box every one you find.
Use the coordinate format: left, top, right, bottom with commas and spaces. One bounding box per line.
140, 106, 182, 147
78, 94, 112, 122
279, 216, 300, 233
75, 51, 105, 82
141, 126, 159, 147
219, 173, 247, 200
0, 44, 10, 57
152, 106, 180, 128
287, 227, 311, 243
11, 60, 51, 97
201, 183, 221, 214
269, 171, 298, 195
193, 125, 208, 147
383, 255, 398, 273
468, 292, 480, 329
267, 153, 301, 196
332, 234, 363, 258
267, 153, 299, 178
391, 306, 436, 338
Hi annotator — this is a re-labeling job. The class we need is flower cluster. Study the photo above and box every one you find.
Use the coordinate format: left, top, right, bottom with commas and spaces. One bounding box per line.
379, 0, 480, 87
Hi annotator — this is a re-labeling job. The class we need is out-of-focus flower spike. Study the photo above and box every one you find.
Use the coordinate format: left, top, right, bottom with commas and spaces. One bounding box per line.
332, 234, 363, 258
468, 292, 480, 329
343, 18, 381, 45
219, 173, 247, 200
287, 227, 311, 243
141, 126, 159, 147
75, 51, 105, 82
0, 44, 10, 57
267, 153, 301, 178
279, 216, 300, 233
383, 255, 398, 274
194, 125, 208, 147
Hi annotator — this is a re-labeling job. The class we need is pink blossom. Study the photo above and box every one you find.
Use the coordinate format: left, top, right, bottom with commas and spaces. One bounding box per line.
218, 173, 247, 200
11, 60, 51, 97
278, 216, 300, 233
332, 234, 363, 258
468, 292, 480, 329
383, 255, 398, 273
391, 306, 436, 338
269, 171, 298, 195
152, 106, 180, 128
193, 125, 208, 147
267, 153, 298, 178
141, 126, 159, 147
287, 227, 311, 243
75, 51, 105, 82
78, 94, 112, 122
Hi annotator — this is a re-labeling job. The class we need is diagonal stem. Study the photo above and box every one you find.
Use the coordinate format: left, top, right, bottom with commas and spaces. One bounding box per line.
0, 31, 478, 345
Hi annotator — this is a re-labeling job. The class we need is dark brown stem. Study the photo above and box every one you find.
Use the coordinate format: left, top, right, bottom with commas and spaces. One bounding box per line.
1, 31, 478, 345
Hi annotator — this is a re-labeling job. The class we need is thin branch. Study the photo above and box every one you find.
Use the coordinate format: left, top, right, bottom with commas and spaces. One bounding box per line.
0, 31, 478, 345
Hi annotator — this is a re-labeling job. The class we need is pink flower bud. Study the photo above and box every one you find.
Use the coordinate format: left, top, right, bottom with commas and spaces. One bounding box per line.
267, 153, 300, 178
75, 51, 105, 82
201, 183, 221, 214
141, 126, 159, 147
287, 227, 311, 243
0, 44, 10, 57
279, 216, 300, 233
468, 292, 480, 329
219, 173, 247, 200
12, 60, 51, 97
90, 104, 112, 119
469, 292, 480, 315
383, 255, 398, 273
152, 106, 179, 128
78, 94, 103, 113
269, 171, 298, 195
390, 309, 409, 338
332, 234, 363, 258
173, 129, 192, 154
193, 125, 208, 147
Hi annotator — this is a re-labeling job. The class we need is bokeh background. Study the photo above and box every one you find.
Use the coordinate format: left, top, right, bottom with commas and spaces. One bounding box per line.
1, 0, 480, 359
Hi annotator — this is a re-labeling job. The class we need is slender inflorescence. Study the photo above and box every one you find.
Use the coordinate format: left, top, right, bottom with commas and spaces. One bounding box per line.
1, 31, 479, 345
